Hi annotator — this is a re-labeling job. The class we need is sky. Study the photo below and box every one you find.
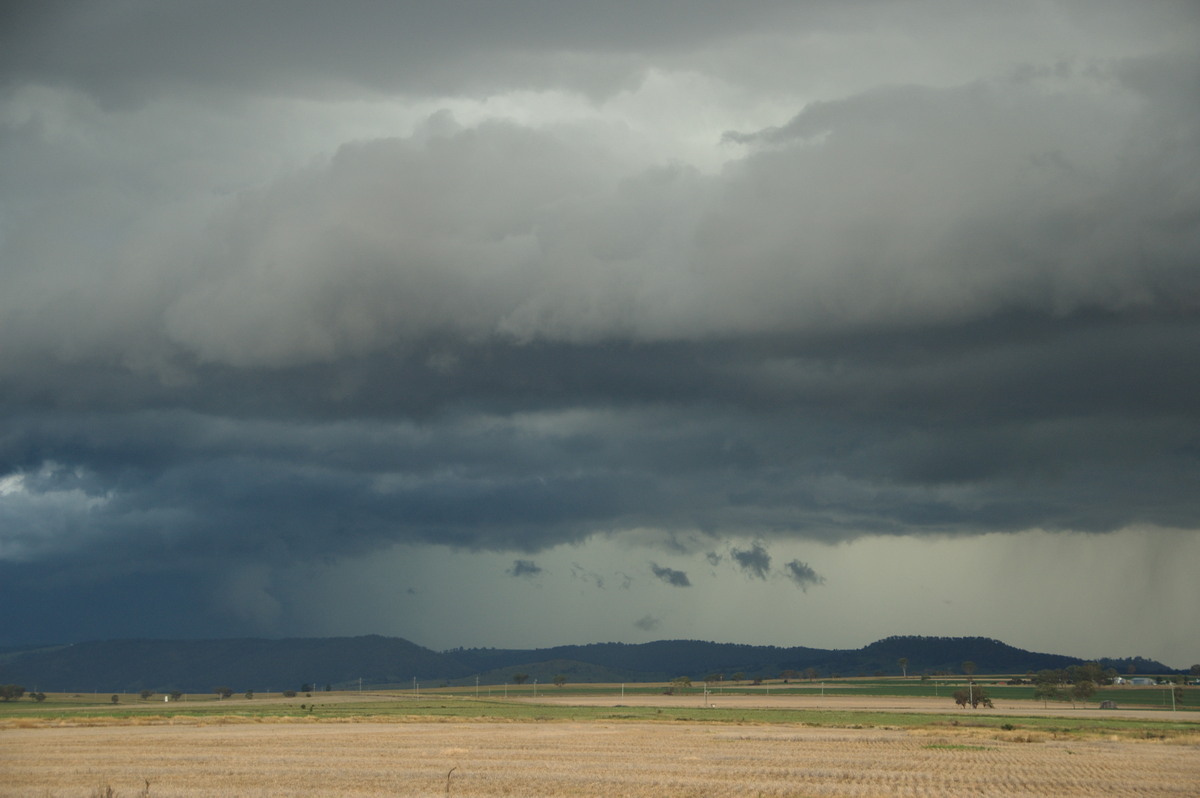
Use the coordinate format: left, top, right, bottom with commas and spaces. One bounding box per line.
2, 1, 1199, 669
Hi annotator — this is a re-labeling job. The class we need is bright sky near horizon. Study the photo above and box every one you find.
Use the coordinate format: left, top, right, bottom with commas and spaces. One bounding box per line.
2, 1, 1199, 668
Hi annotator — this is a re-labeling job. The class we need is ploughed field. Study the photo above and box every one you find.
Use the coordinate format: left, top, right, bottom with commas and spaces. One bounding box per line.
3, 715, 1198, 797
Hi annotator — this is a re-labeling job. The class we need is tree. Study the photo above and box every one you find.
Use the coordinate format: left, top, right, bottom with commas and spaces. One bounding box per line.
553, 674, 567, 688
214, 686, 233, 699
1190, 664, 1200, 678
898, 658, 908, 678
244, 690, 254, 700
282, 690, 297, 698
140, 689, 154, 700
1034, 682, 1063, 707
1036, 668, 1066, 686
111, 694, 120, 704
1070, 680, 1096, 708
962, 661, 977, 677
31, 692, 46, 703
731, 672, 745, 684
0, 684, 26, 701
170, 691, 183, 701
803, 667, 819, 682
671, 676, 692, 689
512, 673, 529, 685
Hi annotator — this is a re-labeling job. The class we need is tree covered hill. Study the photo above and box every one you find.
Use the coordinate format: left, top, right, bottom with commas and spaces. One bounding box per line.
0, 635, 1173, 693
0, 635, 459, 694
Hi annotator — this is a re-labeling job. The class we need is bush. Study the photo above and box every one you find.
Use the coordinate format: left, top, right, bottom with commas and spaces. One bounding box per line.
952, 685, 992, 709
283, 689, 297, 698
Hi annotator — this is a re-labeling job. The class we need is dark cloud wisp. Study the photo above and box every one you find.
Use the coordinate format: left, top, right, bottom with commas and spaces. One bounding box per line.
731, 544, 771, 581
784, 560, 825, 591
650, 563, 691, 587
507, 560, 543, 579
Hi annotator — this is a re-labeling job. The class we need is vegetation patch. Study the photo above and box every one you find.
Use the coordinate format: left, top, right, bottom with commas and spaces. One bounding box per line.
923, 743, 993, 750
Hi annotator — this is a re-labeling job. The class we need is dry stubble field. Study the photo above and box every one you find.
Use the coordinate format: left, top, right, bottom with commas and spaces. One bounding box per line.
2, 699, 1199, 797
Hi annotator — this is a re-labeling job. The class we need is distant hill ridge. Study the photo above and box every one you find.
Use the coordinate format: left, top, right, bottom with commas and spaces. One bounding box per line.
0, 634, 1173, 693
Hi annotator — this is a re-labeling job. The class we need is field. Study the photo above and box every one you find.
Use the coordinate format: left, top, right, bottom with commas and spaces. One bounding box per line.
2, 685, 1198, 796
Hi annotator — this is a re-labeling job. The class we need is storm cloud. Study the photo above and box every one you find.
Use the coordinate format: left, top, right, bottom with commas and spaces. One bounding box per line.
2, 2, 1199, 667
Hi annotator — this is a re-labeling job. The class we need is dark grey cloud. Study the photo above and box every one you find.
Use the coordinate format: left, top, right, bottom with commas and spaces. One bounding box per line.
731, 544, 771, 580
507, 560, 542, 579
784, 560, 825, 592
0, 0, 813, 106
650, 563, 691, 588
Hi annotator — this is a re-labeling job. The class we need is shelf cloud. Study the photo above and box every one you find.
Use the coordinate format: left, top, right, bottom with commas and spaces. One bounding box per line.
2, 1, 1198, 668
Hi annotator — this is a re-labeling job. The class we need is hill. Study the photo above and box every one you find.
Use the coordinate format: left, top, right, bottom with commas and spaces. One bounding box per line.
0, 635, 1174, 693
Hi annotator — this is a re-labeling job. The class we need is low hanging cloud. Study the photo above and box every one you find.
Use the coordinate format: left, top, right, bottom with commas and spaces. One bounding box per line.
784, 560, 825, 592
650, 563, 691, 587
731, 544, 771, 580
507, 559, 543, 579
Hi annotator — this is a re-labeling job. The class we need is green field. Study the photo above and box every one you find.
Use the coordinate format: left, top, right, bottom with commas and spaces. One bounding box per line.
3, 679, 1198, 741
